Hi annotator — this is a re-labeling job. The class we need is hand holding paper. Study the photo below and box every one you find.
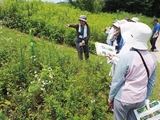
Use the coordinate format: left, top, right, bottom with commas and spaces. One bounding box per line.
95, 42, 116, 56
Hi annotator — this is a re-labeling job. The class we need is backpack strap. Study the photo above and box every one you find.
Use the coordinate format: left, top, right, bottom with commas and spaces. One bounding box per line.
135, 49, 149, 78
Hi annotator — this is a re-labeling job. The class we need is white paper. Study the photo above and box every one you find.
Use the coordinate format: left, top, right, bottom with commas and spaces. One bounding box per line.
95, 42, 116, 56
134, 100, 160, 120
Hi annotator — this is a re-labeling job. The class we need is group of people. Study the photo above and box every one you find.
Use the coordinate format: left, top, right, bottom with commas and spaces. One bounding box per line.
105, 18, 158, 120
66, 15, 158, 120
105, 18, 140, 78
66, 15, 159, 61
104, 17, 139, 54
107, 20, 157, 120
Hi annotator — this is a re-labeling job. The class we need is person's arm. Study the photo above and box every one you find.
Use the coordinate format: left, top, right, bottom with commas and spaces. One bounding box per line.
145, 65, 157, 110
153, 31, 159, 38
153, 24, 159, 38
109, 54, 130, 101
107, 55, 119, 65
146, 67, 157, 99
66, 24, 79, 29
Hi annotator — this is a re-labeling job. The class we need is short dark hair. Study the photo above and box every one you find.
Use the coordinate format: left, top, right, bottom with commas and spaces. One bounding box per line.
154, 18, 158, 22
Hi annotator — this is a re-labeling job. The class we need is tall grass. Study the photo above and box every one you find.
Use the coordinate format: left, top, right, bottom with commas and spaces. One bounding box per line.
0, 1, 159, 119
0, 19, 159, 119
0, 24, 114, 119
0, 0, 157, 51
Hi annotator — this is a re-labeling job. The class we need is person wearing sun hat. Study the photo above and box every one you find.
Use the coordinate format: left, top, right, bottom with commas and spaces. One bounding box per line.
66, 15, 90, 60
108, 22, 157, 120
131, 17, 139, 22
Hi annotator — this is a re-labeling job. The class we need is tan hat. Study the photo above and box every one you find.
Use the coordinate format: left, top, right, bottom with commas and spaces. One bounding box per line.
122, 22, 152, 50
131, 17, 139, 22
79, 15, 87, 22
112, 21, 120, 28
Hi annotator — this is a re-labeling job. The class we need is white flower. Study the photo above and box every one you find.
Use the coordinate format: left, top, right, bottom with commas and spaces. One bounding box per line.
31, 81, 33, 84
91, 99, 95, 103
35, 74, 38, 78
40, 87, 45, 91
48, 67, 52, 71
49, 74, 53, 78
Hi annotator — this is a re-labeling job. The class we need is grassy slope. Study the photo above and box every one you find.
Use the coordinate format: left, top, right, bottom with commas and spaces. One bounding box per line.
0, 23, 160, 119
0, 24, 108, 64
0, 24, 113, 119
1, 23, 160, 100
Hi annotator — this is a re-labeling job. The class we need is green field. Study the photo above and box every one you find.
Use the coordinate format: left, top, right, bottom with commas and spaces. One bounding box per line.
0, 1, 160, 119
0, 20, 160, 120
0, 23, 114, 119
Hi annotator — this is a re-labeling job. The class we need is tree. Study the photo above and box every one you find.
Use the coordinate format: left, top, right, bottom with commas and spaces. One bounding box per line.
152, 0, 160, 17
102, 0, 157, 17
68, 0, 105, 13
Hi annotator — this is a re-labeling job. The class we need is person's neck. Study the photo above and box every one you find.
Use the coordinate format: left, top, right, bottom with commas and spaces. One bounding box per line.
81, 24, 85, 27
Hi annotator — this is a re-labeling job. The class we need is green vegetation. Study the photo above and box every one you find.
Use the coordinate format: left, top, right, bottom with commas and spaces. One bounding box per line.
0, 24, 114, 119
0, 0, 156, 53
68, 0, 160, 17
0, 22, 159, 120
0, 0, 160, 119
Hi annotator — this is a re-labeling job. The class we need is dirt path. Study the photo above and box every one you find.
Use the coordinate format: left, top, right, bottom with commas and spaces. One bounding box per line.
152, 36, 160, 63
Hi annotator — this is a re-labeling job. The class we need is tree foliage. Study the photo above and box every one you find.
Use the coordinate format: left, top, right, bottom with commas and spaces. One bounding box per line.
103, 0, 160, 17
67, 0, 105, 13
68, 0, 160, 17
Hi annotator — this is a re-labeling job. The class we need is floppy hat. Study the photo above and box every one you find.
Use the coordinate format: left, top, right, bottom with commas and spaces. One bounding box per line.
131, 17, 139, 22
120, 22, 136, 42
119, 19, 128, 25
79, 15, 87, 22
113, 19, 128, 28
122, 22, 152, 50
112, 21, 120, 28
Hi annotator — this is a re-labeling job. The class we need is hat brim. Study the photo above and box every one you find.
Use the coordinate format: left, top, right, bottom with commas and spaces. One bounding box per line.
122, 31, 148, 50
112, 22, 120, 28
79, 18, 87, 22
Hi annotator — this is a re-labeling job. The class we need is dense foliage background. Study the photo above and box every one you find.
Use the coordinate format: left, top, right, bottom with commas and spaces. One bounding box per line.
68, 0, 160, 17
0, 0, 155, 54
0, 25, 113, 119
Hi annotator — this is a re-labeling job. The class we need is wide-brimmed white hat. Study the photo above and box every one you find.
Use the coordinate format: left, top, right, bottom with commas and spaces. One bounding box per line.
119, 19, 128, 25
120, 22, 136, 42
122, 22, 152, 50
113, 19, 128, 28
79, 15, 87, 22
